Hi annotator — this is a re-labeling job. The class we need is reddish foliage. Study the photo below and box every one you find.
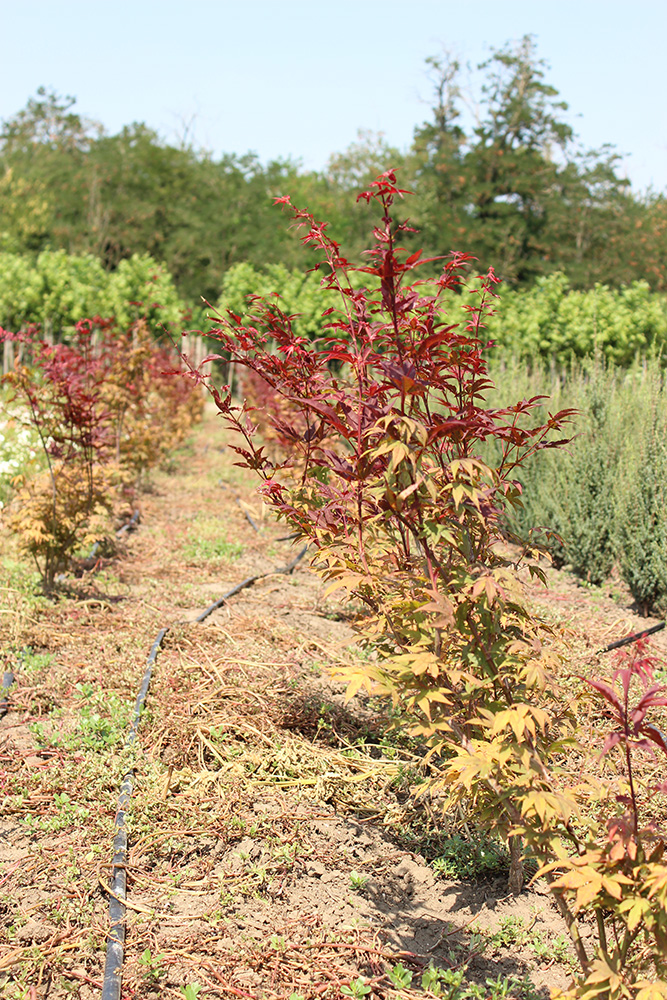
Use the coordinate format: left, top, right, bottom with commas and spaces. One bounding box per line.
192, 170, 575, 565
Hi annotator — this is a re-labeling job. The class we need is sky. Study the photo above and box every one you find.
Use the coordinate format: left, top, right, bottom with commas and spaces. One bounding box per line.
2, 0, 666, 194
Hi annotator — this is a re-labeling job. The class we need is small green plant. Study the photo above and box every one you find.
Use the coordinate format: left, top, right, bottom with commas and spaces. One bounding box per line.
183, 535, 243, 563
17, 648, 53, 674
138, 948, 166, 983
349, 870, 368, 891
22, 791, 91, 833
388, 962, 413, 988
340, 978, 371, 998
4, 985, 33, 1000
179, 984, 202, 1000
29, 685, 129, 751
431, 835, 508, 881
488, 915, 531, 949
485, 974, 541, 1000
421, 964, 467, 998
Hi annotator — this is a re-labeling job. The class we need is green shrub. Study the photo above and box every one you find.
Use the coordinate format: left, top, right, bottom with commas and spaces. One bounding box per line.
488, 356, 621, 583
614, 373, 667, 614
487, 354, 667, 611
0, 249, 186, 343
486, 273, 667, 365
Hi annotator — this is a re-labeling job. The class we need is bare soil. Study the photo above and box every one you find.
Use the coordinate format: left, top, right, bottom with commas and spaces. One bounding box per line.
1, 406, 665, 999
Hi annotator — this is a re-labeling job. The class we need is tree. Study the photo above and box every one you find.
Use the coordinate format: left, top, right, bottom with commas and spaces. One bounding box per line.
463, 35, 574, 284
0, 88, 103, 254
409, 52, 469, 264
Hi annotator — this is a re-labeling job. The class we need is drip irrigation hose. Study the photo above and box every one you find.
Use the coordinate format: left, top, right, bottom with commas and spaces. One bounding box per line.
101, 542, 309, 996
115, 508, 141, 538
0, 670, 13, 720
102, 627, 168, 1000
194, 545, 309, 623
234, 497, 261, 534
1, 648, 28, 721
65, 510, 142, 571
598, 621, 666, 654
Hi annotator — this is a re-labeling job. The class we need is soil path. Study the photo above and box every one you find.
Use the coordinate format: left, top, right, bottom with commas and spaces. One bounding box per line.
1, 406, 664, 1000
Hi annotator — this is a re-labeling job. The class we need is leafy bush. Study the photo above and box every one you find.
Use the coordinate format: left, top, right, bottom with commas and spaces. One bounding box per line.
218, 262, 340, 341
219, 264, 667, 371
487, 355, 667, 609
486, 273, 667, 365
492, 358, 621, 583
2, 324, 114, 588
615, 396, 667, 615
105, 253, 184, 332
0, 250, 186, 346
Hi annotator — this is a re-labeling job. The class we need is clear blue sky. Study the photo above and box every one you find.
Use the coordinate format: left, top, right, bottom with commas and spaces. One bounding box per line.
2, 0, 666, 193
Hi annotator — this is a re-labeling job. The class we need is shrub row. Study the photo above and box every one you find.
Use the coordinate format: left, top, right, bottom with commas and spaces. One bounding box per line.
0, 250, 202, 345
1, 319, 202, 589
485, 273, 667, 365
5, 250, 665, 370
220, 263, 667, 366
487, 355, 667, 614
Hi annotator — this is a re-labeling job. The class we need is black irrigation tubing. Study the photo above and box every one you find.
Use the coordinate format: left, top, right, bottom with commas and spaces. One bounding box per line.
0, 648, 30, 721
101, 542, 309, 998
102, 628, 168, 1000
598, 620, 666, 654
76, 510, 142, 567
194, 544, 309, 623
115, 508, 141, 538
0, 669, 13, 720
234, 496, 261, 534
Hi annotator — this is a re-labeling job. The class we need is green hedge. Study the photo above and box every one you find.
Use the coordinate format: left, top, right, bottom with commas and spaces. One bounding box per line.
218, 264, 667, 366
485, 273, 667, 364
0, 250, 187, 340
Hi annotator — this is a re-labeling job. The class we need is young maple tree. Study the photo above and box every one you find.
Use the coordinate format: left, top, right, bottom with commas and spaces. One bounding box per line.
2, 318, 202, 590
2, 320, 114, 589
188, 172, 667, 995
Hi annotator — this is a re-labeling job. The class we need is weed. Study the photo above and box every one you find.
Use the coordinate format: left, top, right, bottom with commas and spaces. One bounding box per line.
183, 536, 243, 563
431, 835, 508, 881
28, 685, 129, 751
21, 791, 91, 833
340, 978, 371, 998
179, 985, 202, 1000
419, 963, 542, 1000
388, 962, 413, 987
349, 870, 368, 891
138, 948, 166, 983
16, 647, 54, 674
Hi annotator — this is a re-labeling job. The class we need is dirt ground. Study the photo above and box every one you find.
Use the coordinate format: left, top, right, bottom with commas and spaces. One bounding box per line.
1, 405, 665, 1000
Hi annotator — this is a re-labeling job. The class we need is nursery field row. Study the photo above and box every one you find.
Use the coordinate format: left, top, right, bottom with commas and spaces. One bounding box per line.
3, 248, 667, 371
196, 176, 667, 999
3, 405, 662, 1000
487, 355, 667, 615
2, 173, 667, 1000
0, 319, 202, 589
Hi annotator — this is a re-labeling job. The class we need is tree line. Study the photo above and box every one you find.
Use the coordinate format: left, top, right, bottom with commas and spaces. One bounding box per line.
1, 36, 665, 307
